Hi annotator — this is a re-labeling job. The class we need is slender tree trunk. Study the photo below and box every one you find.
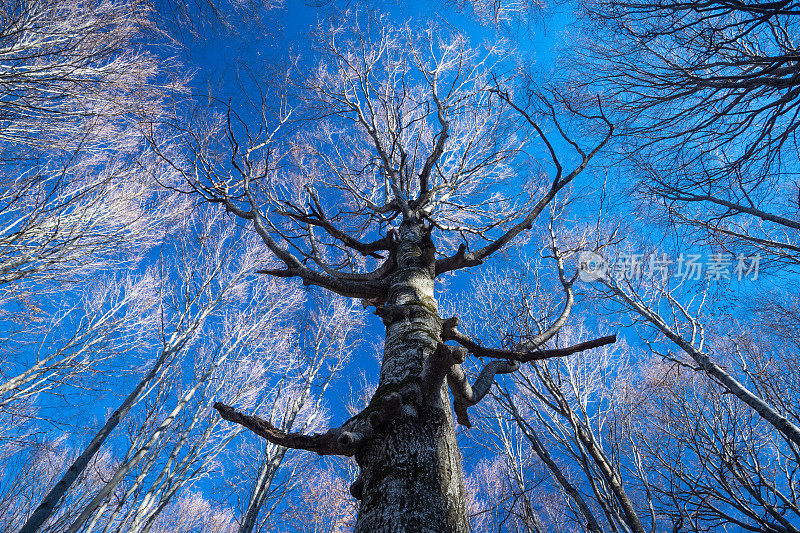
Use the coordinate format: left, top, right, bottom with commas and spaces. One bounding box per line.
240, 374, 316, 533
354, 221, 469, 533
508, 405, 603, 533
239, 443, 287, 533
65, 355, 221, 533
18, 345, 177, 533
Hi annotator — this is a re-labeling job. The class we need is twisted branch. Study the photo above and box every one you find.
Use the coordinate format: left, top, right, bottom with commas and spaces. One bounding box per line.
448, 360, 520, 428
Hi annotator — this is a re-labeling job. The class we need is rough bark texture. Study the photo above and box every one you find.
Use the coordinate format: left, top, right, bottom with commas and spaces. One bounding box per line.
353, 221, 469, 533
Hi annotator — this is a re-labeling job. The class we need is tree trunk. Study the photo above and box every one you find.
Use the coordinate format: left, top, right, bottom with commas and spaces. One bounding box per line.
353, 221, 469, 533
239, 443, 287, 533
19, 344, 178, 533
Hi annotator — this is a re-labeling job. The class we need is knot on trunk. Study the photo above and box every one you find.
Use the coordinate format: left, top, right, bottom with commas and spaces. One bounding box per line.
215, 394, 425, 457
349, 474, 364, 500
440, 316, 459, 340
374, 301, 441, 327
368, 381, 423, 424
420, 342, 469, 404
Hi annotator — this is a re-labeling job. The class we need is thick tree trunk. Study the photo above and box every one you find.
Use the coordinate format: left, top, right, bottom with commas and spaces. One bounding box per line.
353, 221, 469, 533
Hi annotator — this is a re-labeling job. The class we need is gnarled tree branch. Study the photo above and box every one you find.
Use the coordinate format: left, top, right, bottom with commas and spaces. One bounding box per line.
214, 379, 424, 456
447, 360, 520, 428
214, 402, 348, 455
442, 321, 618, 363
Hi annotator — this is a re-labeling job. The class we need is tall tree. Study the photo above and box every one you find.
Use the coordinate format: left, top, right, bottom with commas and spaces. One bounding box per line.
0, 0, 187, 437
17, 206, 300, 533
177, 15, 614, 531
582, 0, 800, 181
572, 0, 800, 452
0, 0, 185, 291
235, 294, 363, 533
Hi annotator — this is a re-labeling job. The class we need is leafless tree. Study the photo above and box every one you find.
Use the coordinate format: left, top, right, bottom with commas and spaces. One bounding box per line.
234, 294, 364, 533
577, 0, 800, 268
562, 3, 800, 529
16, 206, 303, 533
596, 266, 800, 447
447, 0, 546, 30
0, 0, 189, 458
460, 253, 654, 533
0, 437, 119, 532
582, 0, 800, 177
148, 490, 239, 533
0, 0, 186, 292
628, 357, 800, 533
171, 13, 614, 531
279, 465, 357, 533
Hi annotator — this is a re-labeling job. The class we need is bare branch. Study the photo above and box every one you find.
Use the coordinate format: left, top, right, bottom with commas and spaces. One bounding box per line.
214, 402, 348, 456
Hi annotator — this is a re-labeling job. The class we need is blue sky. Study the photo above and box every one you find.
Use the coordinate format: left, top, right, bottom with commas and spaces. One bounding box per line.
7, 0, 797, 529
168, 0, 784, 443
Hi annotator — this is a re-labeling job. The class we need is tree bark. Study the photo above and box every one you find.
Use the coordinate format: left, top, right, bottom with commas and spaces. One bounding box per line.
353, 220, 469, 533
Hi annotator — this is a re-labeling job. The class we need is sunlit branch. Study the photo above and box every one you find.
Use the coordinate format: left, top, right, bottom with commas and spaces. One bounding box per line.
441, 317, 617, 363
214, 402, 349, 456
215, 374, 422, 458
287, 190, 394, 257
435, 95, 613, 275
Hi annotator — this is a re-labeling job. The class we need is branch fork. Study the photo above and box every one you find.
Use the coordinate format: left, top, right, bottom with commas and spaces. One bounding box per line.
433, 316, 618, 427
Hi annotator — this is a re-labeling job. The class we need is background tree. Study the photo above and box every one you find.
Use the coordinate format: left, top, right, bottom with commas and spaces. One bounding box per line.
458, 253, 652, 533
552, 0, 800, 514
582, 0, 800, 179
12, 206, 299, 532
0, 0, 187, 476
575, 0, 800, 268
0, 0, 185, 290
234, 294, 364, 533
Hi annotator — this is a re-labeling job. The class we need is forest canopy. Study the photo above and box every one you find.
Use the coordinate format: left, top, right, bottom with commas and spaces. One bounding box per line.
2, 0, 799, 532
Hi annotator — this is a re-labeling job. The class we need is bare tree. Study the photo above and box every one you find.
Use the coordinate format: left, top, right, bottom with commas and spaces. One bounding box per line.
596, 268, 800, 447
577, 0, 800, 268
447, 0, 546, 31
582, 0, 800, 179
562, 4, 800, 529
235, 294, 364, 533
17, 206, 302, 533
0, 270, 159, 411
171, 13, 614, 531
629, 357, 800, 533
279, 464, 357, 533
548, 247, 800, 533
465, 425, 561, 533
148, 490, 239, 533
0, 0, 186, 292
0, 437, 120, 532
0, 0, 188, 463
463, 255, 652, 533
